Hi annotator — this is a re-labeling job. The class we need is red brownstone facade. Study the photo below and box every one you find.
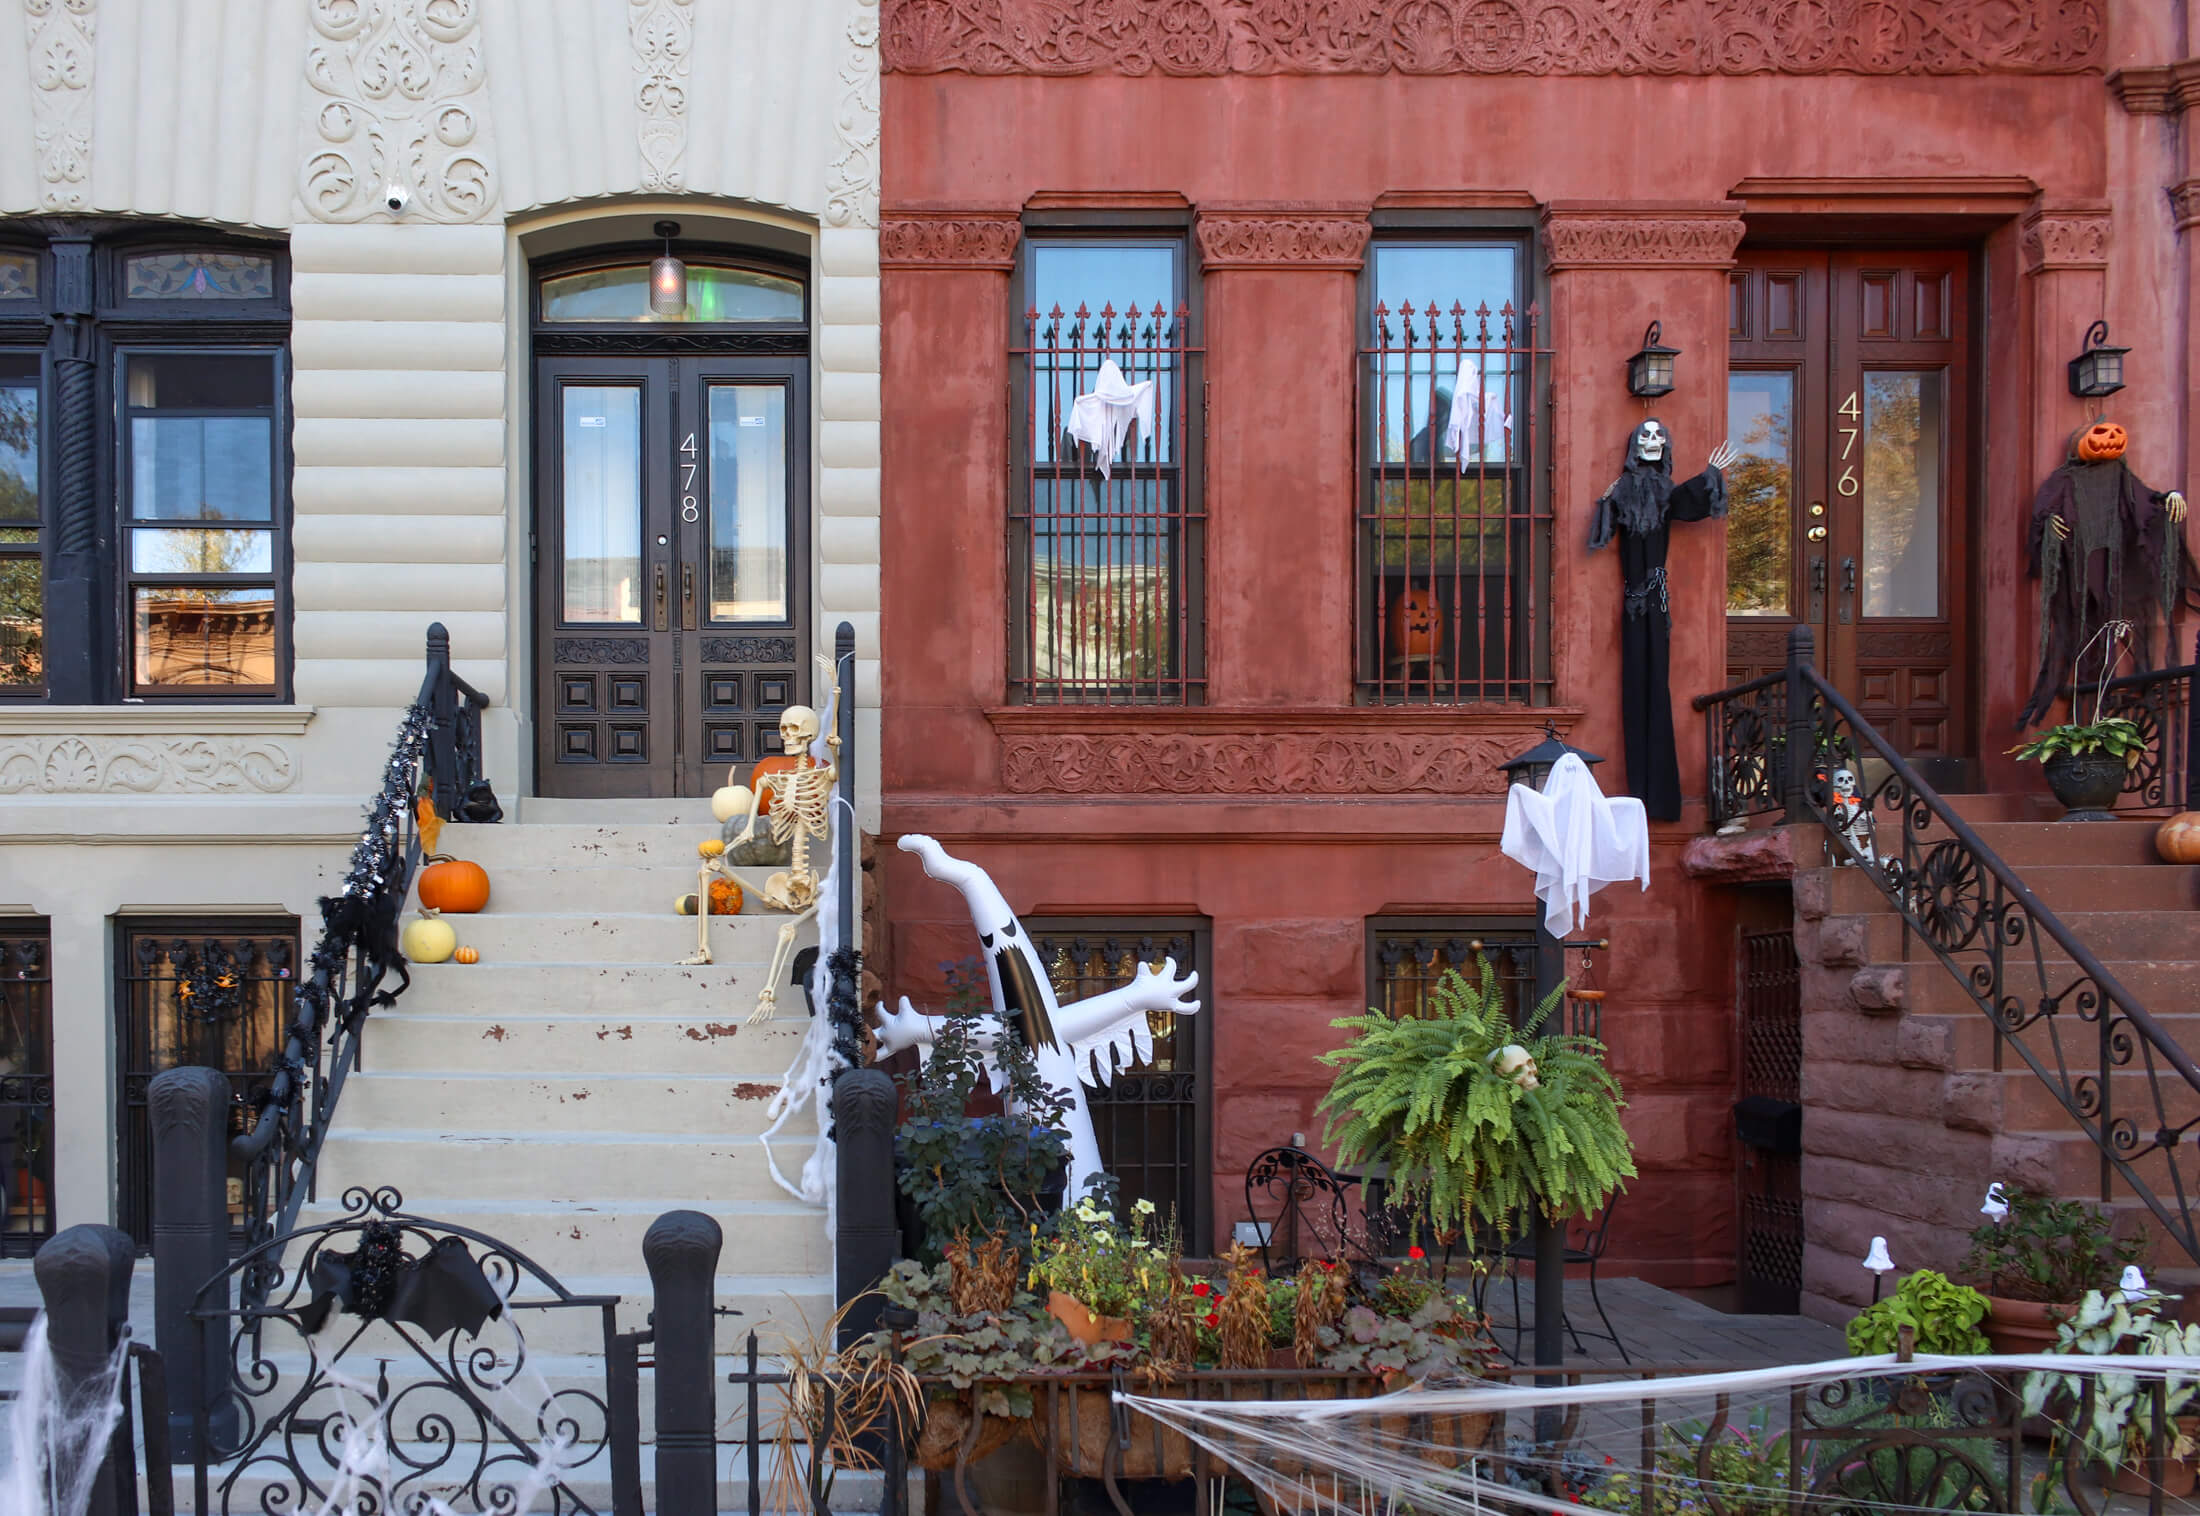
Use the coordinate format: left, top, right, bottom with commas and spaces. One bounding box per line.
875, 0, 2195, 1289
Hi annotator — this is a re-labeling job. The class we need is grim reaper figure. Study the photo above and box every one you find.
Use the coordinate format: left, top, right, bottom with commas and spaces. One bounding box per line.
1591, 418, 1736, 821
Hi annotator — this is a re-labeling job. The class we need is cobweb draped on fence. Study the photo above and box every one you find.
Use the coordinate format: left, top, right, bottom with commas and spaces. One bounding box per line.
1116, 1352, 2200, 1516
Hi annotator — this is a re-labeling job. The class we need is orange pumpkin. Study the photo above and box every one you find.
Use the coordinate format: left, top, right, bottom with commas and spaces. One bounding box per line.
2076, 420, 2128, 462
746, 754, 817, 815
452, 945, 480, 965
1385, 588, 1445, 666
708, 876, 743, 914
418, 855, 491, 914
2157, 812, 2200, 864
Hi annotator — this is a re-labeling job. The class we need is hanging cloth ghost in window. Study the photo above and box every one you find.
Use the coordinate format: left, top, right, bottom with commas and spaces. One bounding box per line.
1065, 358, 1158, 481
1442, 358, 1512, 460
1499, 752, 1652, 937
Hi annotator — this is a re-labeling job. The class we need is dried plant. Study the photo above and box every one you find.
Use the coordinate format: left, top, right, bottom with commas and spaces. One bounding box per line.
945, 1229, 1019, 1317
1217, 1245, 1270, 1370
1293, 1261, 1349, 1367
1146, 1262, 1197, 1369
764, 1296, 924, 1514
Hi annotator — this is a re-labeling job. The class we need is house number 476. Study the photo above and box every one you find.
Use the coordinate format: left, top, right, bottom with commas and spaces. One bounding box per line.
1835, 390, 1860, 497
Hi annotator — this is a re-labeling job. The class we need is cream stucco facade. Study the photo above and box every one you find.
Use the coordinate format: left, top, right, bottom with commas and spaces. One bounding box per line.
0, 0, 881, 1236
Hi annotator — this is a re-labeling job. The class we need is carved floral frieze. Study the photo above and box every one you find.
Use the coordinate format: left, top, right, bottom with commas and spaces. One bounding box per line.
0, 736, 298, 795
302, 0, 498, 223
1194, 212, 1371, 270
1542, 208, 1748, 269
881, 0, 2105, 78
2020, 206, 2110, 272
827, 0, 883, 229
879, 213, 1022, 269
629, 0, 694, 191
25, 0, 96, 211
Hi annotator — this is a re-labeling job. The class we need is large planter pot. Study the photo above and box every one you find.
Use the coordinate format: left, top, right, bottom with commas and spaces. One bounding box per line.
911, 1395, 1024, 1472
1046, 1291, 1132, 1347
1983, 1295, 2070, 1355
2042, 752, 2126, 822
1047, 1383, 1194, 1480
2106, 1422, 2200, 1503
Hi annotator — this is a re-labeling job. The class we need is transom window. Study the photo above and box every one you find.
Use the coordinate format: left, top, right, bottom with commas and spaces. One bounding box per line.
1368, 917, 1540, 1022
539, 263, 803, 324
1360, 236, 1551, 705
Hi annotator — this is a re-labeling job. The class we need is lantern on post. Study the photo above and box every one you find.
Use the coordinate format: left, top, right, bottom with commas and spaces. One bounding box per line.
649, 220, 687, 317
1500, 720, 1605, 793
2068, 319, 2128, 399
1626, 321, 1679, 399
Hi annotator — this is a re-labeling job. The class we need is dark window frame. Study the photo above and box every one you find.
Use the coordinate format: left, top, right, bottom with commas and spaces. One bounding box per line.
1009, 216, 1206, 706
0, 344, 49, 696
1026, 914, 1214, 1255
0, 917, 54, 1257
1357, 216, 1552, 706
1365, 913, 1543, 1024
530, 242, 811, 351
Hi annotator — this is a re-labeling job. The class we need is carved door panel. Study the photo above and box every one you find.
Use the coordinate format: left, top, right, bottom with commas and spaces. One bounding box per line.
535, 356, 807, 798
1727, 251, 1973, 777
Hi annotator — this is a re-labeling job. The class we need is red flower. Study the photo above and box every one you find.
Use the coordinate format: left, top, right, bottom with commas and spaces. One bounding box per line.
1408, 1246, 1426, 1261
1204, 1312, 1220, 1328
1192, 1281, 1211, 1297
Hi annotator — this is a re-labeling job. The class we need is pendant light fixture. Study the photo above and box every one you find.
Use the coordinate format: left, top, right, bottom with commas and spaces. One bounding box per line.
649, 220, 687, 317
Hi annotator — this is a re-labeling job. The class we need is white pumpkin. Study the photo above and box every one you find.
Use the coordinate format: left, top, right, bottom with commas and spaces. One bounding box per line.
401, 914, 457, 964
711, 783, 756, 824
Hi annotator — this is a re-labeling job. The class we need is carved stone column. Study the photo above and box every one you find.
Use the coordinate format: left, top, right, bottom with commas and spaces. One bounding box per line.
1540, 203, 1746, 813
1192, 206, 1371, 705
2020, 203, 2113, 479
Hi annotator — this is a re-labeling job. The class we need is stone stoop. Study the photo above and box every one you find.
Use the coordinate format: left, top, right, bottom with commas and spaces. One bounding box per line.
1789, 802, 2200, 1323
304, 813, 834, 1429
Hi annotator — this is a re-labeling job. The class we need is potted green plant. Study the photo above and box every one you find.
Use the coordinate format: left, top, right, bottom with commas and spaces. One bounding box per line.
1958, 1187, 2142, 1353
2023, 1285, 2200, 1499
2010, 620, 2144, 821
1316, 955, 1636, 1245
1844, 1268, 1992, 1356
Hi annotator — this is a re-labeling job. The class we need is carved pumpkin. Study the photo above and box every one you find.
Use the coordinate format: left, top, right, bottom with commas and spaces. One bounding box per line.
401, 915, 457, 964
2077, 420, 2128, 462
417, 855, 491, 914
1385, 587, 1445, 666
452, 945, 480, 966
708, 876, 743, 915
2157, 812, 2200, 864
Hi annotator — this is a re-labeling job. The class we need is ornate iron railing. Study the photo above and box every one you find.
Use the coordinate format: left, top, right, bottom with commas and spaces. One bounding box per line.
1696, 625, 2200, 1265
230, 623, 496, 1255
2091, 630, 2199, 812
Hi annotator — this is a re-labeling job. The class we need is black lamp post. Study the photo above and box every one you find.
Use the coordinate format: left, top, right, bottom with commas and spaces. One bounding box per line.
2068, 319, 2128, 400
1626, 321, 1678, 399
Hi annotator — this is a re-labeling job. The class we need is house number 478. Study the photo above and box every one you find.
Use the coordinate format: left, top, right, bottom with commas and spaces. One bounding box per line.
680, 431, 700, 522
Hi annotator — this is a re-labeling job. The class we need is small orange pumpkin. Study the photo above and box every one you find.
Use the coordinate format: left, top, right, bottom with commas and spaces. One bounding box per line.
708, 876, 743, 915
2157, 812, 2200, 864
418, 855, 491, 914
2076, 420, 2128, 462
452, 945, 480, 965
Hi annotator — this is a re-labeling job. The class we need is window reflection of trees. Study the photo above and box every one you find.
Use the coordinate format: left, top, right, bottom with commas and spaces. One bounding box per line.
1862, 374, 1939, 619
1726, 376, 1792, 617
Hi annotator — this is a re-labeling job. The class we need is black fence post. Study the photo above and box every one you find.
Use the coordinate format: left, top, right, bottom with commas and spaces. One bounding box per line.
425, 621, 458, 819
149, 1067, 234, 1460
834, 1069, 899, 1350
36, 1223, 136, 1516
1783, 623, 1816, 823
644, 1210, 722, 1516
835, 621, 856, 944
2185, 628, 2199, 813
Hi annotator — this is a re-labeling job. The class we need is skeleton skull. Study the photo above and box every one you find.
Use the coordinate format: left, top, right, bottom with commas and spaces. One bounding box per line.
778, 704, 820, 754
1632, 420, 1667, 464
1491, 1043, 1540, 1090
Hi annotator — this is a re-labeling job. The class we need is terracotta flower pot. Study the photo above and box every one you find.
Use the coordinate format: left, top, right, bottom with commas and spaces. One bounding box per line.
1046, 1290, 1131, 1346
1983, 1295, 2070, 1355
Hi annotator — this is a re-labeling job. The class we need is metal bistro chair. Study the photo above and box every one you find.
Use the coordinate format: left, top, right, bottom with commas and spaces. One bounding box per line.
1242, 1145, 1369, 1277
1500, 1204, 1629, 1364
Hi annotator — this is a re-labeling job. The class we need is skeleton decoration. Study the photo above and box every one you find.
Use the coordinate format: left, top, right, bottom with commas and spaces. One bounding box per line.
874, 835, 1202, 1200
1825, 765, 1878, 867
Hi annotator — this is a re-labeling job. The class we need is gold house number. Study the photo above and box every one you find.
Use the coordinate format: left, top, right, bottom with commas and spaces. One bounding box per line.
680, 431, 700, 522
1836, 390, 1860, 497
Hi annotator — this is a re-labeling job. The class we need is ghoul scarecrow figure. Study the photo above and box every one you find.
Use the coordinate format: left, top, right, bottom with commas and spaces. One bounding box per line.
1591, 418, 1737, 821
2018, 420, 2192, 727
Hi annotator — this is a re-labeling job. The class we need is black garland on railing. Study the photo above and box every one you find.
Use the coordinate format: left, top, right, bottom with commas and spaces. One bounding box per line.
1697, 627, 2200, 1267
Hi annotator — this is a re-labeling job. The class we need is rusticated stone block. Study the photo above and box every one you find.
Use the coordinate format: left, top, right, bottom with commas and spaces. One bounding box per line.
1220, 918, 1363, 998
1943, 1072, 2002, 1134
1851, 965, 1907, 1014
1679, 828, 1796, 884
1989, 1132, 2064, 1193
1792, 869, 1830, 922
1812, 916, 1868, 969
1893, 1017, 1950, 1070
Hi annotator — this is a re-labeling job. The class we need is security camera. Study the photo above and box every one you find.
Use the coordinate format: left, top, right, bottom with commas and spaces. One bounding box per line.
383, 181, 410, 214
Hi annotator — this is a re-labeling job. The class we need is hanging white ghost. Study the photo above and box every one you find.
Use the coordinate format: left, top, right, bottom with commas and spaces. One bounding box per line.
873, 834, 1202, 1199
1064, 359, 1157, 482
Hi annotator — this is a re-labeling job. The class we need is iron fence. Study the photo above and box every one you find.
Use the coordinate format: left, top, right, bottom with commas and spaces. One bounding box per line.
1359, 300, 1553, 705
2092, 629, 2199, 812
1010, 301, 1204, 705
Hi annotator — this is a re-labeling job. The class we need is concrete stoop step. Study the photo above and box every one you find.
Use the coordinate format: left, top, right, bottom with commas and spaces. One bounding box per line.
305, 812, 830, 1409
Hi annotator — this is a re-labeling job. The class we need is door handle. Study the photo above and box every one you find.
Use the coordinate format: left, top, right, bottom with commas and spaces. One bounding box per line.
1841, 557, 1857, 595
1805, 524, 1828, 543
1811, 558, 1828, 595
682, 563, 696, 630
653, 563, 668, 632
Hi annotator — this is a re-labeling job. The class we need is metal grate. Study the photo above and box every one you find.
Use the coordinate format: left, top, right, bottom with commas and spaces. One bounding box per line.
1740, 928, 1802, 1104
1359, 301, 1552, 704
1033, 924, 1210, 1252
1737, 926, 1803, 1312
1011, 302, 1204, 705
1371, 924, 1539, 1024
0, 924, 52, 1257
117, 920, 297, 1246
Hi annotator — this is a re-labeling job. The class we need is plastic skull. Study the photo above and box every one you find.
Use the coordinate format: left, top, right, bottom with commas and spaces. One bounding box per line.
1491, 1043, 1540, 1090
778, 704, 820, 754
1633, 419, 1667, 464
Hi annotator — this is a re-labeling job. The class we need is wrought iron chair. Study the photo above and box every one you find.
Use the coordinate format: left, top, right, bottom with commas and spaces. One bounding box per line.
1498, 1203, 1628, 1364
1242, 1145, 1367, 1277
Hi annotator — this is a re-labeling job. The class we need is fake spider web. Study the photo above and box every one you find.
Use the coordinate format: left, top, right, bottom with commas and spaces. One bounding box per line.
1114, 1352, 2200, 1516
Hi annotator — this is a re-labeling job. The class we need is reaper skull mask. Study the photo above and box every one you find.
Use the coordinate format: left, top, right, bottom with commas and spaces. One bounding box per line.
1632, 419, 1667, 465
779, 704, 820, 753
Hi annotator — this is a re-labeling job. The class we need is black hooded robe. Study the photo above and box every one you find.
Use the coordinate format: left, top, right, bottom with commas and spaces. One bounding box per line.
1590, 426, 1727, 822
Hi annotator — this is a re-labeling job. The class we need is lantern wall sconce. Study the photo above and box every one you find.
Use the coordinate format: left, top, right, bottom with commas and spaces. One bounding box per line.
649, 219, 687, 317
1627, 321, 1679, 398
2068, 319, 2128, 399
1500, 720, 1605, 793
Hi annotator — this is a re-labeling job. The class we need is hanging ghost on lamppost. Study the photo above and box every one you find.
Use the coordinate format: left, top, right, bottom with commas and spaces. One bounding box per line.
873, 835, 1202, 1200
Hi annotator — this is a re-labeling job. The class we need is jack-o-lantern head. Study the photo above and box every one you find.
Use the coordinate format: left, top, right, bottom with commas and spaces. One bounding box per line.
2075, 420, 2129, 463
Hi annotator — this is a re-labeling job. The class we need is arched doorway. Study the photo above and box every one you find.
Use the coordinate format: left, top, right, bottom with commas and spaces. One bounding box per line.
529, 234, 810, 798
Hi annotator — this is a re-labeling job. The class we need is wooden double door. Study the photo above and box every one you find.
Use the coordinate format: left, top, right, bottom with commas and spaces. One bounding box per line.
1725, 250, 1973, 775
534, 354, 809, 798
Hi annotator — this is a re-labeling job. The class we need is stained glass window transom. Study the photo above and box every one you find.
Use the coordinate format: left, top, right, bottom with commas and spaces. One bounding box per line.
124, 252, 277, 301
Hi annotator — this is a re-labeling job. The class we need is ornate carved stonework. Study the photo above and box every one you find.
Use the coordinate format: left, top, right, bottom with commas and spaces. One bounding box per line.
0, 736, 298, 794
1193, 211, 1371, 270
629, 0, 694, 191
25, 0, 96, 211
1001, 730, 1522, 796
554, 638, 651, 666
879, 212, 1021, 269
2172, 181, 2200, 234
2019, 205, 2110, 272
1542, 207, 1747, 270
826, 0, 882, 229
701, 636, 798, 663
302, 0, 498, 224
882, 0, 2105, 78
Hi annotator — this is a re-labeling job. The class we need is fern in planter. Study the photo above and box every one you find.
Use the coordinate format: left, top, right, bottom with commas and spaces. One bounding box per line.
1316, 956, 1636, 1242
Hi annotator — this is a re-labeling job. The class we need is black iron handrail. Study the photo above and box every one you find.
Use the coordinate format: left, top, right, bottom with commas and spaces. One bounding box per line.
2084, 630, 2200, 812
231, 623, 497, 1253
1697, 625, 2200, 1266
